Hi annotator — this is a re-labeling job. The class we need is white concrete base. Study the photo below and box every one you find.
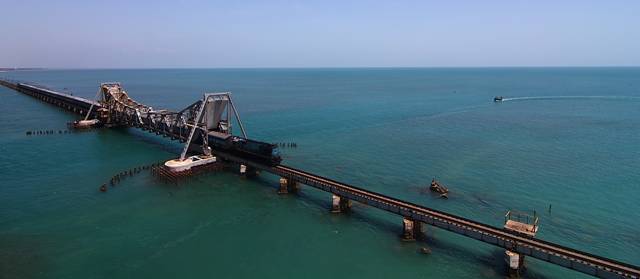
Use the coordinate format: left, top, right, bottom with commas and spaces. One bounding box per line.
506, 251, 520, 269
164, 155, 216, 172
331, 194, 351, 213
505, 250, 525, 276
73, 119, 99, 128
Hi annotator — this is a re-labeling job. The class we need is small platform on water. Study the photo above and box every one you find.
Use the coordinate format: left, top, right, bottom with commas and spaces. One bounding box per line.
165, 155, 217, 172
152, 158, 225, 184
504, 210, 539, 237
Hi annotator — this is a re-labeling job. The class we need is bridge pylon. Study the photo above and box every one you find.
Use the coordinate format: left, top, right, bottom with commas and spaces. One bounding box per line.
503, 210, 539, 277
401, 217, 423, 241
278, 177, 299, 194
331, 194, 352, 213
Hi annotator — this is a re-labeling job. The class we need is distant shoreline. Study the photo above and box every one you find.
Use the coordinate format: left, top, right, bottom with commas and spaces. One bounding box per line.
1, 67, 639, 72
0, 68, 47, 72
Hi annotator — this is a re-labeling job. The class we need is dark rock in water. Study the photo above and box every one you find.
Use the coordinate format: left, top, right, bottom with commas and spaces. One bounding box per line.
419, 247, 431, 254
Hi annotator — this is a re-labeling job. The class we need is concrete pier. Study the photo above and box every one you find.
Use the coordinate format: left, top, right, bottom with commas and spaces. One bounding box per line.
278, 177, 299, 194
402, 217, 422, 241
240, 164, 258, 177
506, 250, 525, 277
331, 194, 351, 213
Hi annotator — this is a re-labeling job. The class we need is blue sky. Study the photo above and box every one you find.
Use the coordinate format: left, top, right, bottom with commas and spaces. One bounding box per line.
1, 0, 639, 68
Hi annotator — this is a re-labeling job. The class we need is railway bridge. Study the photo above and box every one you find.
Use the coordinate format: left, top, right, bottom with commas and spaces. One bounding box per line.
1, 79, 638, 279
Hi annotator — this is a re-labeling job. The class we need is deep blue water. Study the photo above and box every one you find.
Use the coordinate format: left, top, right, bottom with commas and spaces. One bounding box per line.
0, 68, 638, 278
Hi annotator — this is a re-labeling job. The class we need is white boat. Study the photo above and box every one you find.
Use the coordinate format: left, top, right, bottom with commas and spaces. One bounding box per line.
164, 155, 217, 172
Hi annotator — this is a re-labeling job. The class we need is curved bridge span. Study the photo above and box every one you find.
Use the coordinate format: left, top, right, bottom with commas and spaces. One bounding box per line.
2, 80, 638, 279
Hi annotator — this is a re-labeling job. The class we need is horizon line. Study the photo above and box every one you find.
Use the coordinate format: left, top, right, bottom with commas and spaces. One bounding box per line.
2, 65, 640, 71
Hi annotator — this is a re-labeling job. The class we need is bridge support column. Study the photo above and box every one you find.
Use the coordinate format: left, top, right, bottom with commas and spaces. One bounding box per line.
331, 194, 351, 213
240, 164, 258, 177
278, 177, 298, 194
505, 251, 525, 277
402, 218, 422, 241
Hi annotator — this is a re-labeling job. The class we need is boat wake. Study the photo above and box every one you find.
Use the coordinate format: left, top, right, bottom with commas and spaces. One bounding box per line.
501, 96, 640, 102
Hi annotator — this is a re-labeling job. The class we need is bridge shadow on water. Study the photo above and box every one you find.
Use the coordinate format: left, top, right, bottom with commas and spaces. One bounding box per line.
111, 127, 183, 155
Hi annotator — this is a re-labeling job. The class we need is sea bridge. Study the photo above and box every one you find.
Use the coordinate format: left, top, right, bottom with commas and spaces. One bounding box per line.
1, 79, 638, 279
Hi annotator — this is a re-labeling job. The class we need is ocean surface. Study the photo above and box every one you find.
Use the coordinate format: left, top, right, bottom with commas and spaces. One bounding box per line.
0, 68, 638, 279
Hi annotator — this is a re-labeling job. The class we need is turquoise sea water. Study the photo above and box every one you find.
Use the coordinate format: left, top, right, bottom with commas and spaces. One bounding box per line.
0, 68, 638, 278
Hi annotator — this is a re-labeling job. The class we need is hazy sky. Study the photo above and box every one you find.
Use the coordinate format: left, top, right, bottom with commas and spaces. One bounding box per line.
1, 0, 639, 68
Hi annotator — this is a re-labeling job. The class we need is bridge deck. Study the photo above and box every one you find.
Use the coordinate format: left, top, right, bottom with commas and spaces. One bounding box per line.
2, 81, 101, 116
2, 80, 638, 279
